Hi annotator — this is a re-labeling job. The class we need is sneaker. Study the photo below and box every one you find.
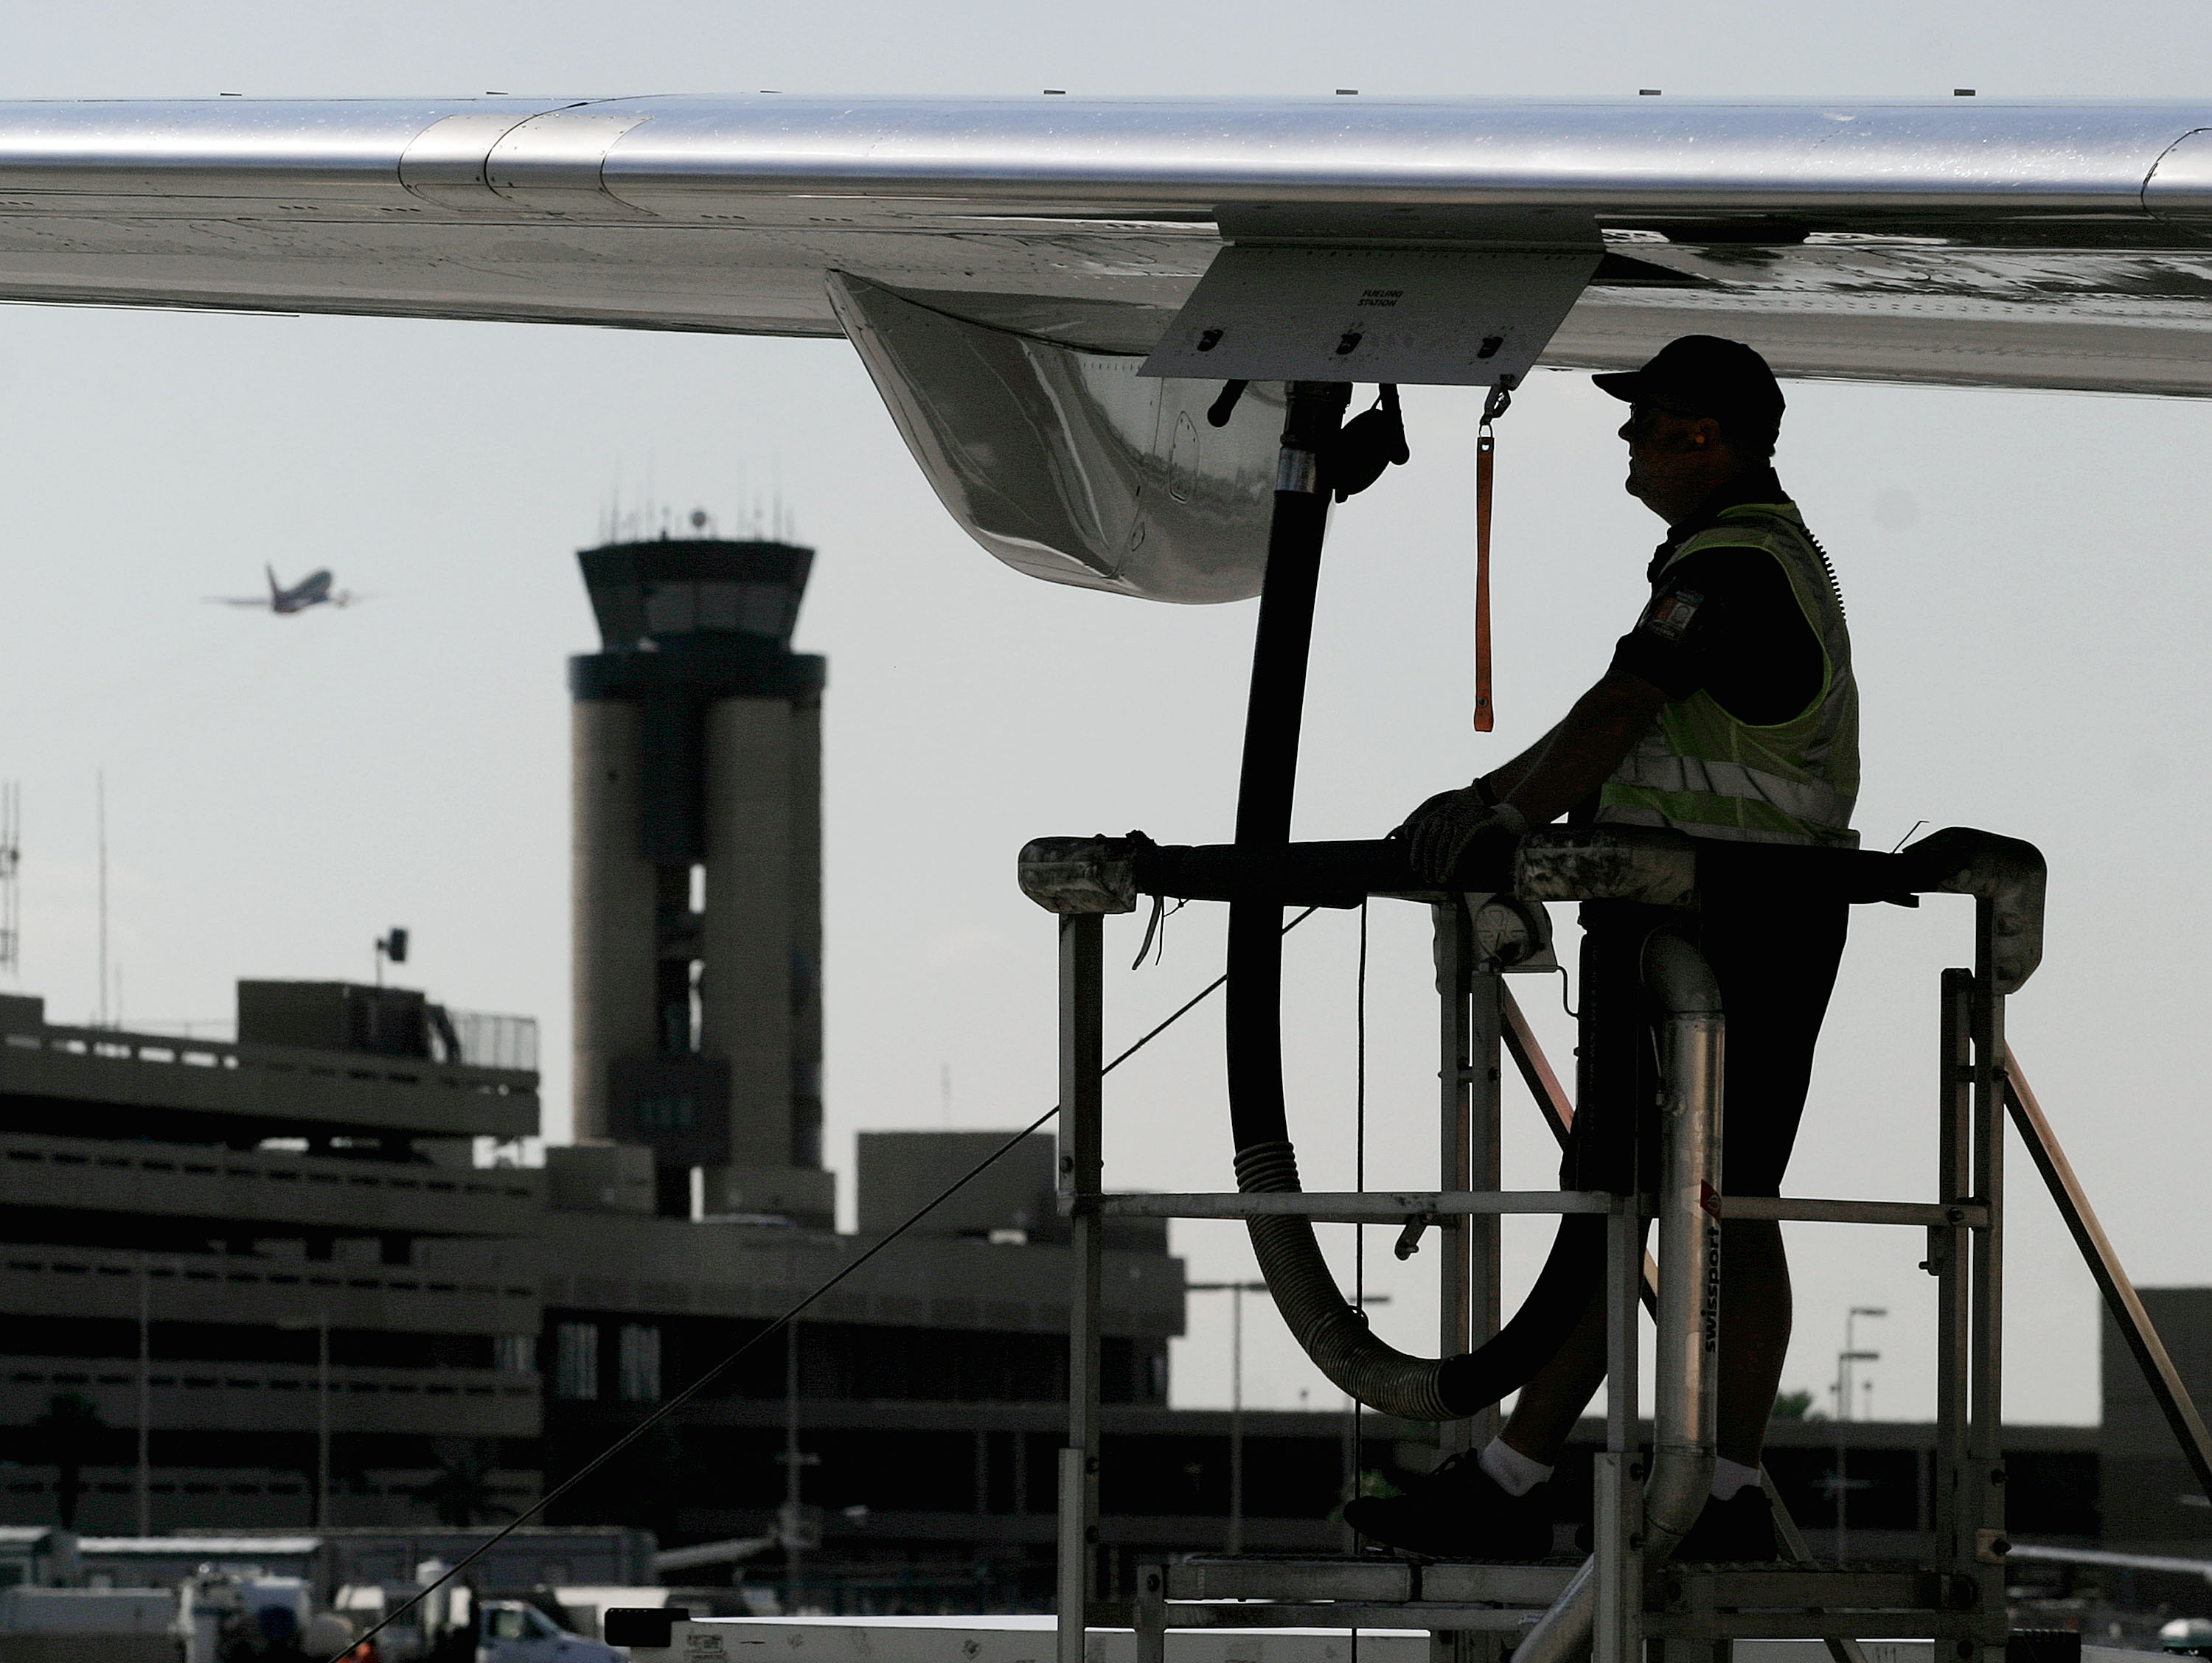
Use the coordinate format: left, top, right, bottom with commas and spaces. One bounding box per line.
1343, 1450, 1553, 1561
1669, 1487, 1781, 1563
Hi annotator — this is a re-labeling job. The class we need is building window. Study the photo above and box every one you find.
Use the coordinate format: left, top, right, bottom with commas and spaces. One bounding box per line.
495, 1335, 535, 1375
618, 1324, 661, 1402
554, 1322, 599, 1401
635, 1094, 696, 1131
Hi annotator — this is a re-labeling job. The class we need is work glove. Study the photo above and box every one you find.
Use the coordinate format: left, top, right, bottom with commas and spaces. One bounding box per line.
1394, 788, 1528, 886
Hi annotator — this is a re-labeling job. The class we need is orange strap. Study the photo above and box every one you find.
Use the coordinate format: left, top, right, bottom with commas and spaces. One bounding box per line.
1472, 376, 1514, 733
1473, 422, 1497, 733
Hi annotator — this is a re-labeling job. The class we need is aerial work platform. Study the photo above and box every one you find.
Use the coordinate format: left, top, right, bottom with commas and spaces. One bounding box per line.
1006, 817, 2212, 1663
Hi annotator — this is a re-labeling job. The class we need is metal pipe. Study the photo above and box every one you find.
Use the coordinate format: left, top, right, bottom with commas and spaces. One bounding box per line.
1439, 902, 1478, 1463
1102, 1190, 1613, 1220
1516, 930, 1720, 1663
1467, 946, 1506, 1452
1935, 968, 1972, 1569
1057, 913, 1104, 1663
1967, 900, 2006, 1633
1642, 932, 1722, 1561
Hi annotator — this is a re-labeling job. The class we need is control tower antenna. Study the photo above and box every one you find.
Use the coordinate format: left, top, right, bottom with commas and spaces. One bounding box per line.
0, 781, 21, 975
96, 770, 108, 1027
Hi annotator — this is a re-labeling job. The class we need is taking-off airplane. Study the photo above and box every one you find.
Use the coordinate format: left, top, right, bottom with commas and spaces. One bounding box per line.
204, 565, 358, 614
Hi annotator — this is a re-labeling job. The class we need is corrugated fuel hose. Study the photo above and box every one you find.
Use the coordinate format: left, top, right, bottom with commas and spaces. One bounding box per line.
1224, 381, 1601, 1422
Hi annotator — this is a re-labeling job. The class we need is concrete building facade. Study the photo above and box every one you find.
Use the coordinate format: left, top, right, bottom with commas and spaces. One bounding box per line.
0, 986, 543, 1531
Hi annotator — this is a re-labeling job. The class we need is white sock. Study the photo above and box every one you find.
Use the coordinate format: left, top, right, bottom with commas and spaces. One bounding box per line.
1477, 1437, 1554, 1498
1711, 1458, 1759, 1502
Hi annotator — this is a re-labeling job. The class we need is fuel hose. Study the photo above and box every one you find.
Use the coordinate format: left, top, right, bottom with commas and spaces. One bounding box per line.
1224, 380, 1603, 1422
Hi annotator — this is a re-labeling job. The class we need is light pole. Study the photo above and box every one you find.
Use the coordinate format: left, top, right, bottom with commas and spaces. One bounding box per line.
785, 1315, 804, 1610
279, 1314, 332, 1528
317, 1316, 330, 1528
1834, 1305, 1885, 1560
1189, 1281, 1263, 1553
776, 1247, 821, 1614
1189, 1280, 1266, 1555
135, 1255, 150, 1536
1188, 1280, 1390, 1555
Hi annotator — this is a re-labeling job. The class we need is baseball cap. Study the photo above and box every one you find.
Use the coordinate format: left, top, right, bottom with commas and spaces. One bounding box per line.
1592, 335, 1784, 425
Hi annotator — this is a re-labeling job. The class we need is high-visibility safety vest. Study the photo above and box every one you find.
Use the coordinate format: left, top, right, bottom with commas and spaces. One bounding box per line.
1599, 501, 1860, 849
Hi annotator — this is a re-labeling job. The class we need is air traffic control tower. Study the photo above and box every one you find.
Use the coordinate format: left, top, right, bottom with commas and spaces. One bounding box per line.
569, 537, 832, 1225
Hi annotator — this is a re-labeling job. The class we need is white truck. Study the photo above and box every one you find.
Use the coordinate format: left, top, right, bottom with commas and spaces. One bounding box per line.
476, 1600, 623, 1663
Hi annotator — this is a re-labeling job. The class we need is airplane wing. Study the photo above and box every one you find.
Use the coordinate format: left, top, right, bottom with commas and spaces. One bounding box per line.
202, 596, 272, 607
11, 95, 2212, 601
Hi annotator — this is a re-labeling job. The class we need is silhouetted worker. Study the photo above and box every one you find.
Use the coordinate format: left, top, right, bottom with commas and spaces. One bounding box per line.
1346, 335, 1857, 1563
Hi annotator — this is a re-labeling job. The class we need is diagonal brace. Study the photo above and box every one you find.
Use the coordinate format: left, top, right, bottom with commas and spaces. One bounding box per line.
2006, 1048, 2212, 1501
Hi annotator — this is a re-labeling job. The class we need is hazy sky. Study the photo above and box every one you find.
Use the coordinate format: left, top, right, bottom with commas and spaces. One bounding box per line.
7, 1, 2212, 1432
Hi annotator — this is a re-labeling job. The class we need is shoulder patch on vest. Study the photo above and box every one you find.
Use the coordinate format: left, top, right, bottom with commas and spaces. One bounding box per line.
1638, 585, 1705, 642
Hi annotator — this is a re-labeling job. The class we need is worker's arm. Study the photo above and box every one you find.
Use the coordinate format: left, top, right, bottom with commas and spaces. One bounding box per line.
1397, 669, 1667, 882
1472, 719, 1565, 803
1486, 669, 1668, 826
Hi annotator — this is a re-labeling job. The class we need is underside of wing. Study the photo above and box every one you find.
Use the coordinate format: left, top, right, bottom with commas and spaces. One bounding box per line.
8, 94, 2212, 599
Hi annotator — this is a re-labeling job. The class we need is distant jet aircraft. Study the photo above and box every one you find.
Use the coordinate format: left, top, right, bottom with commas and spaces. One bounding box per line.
204, 565, 361, 615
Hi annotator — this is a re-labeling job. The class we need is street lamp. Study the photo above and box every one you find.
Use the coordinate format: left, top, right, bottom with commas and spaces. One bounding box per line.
1834, 1305, 1886, 1560
278, 1314, 332, 1529
776, 1244, 822, 1614
1188, 1279, 1389, 1556
1187, 1281, 1265, 1555
136, 1255, 151, 1537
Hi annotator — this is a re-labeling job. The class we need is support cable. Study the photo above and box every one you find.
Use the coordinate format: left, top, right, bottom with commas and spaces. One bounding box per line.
328, 907, 1322, 1663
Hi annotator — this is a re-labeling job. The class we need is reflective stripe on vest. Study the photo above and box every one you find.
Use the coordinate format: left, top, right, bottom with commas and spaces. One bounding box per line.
1598, 502, 1860, 850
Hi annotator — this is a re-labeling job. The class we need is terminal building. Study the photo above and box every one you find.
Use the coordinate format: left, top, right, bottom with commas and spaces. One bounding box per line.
0, 981, 545, 1529
0, 979, 1186, 1603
